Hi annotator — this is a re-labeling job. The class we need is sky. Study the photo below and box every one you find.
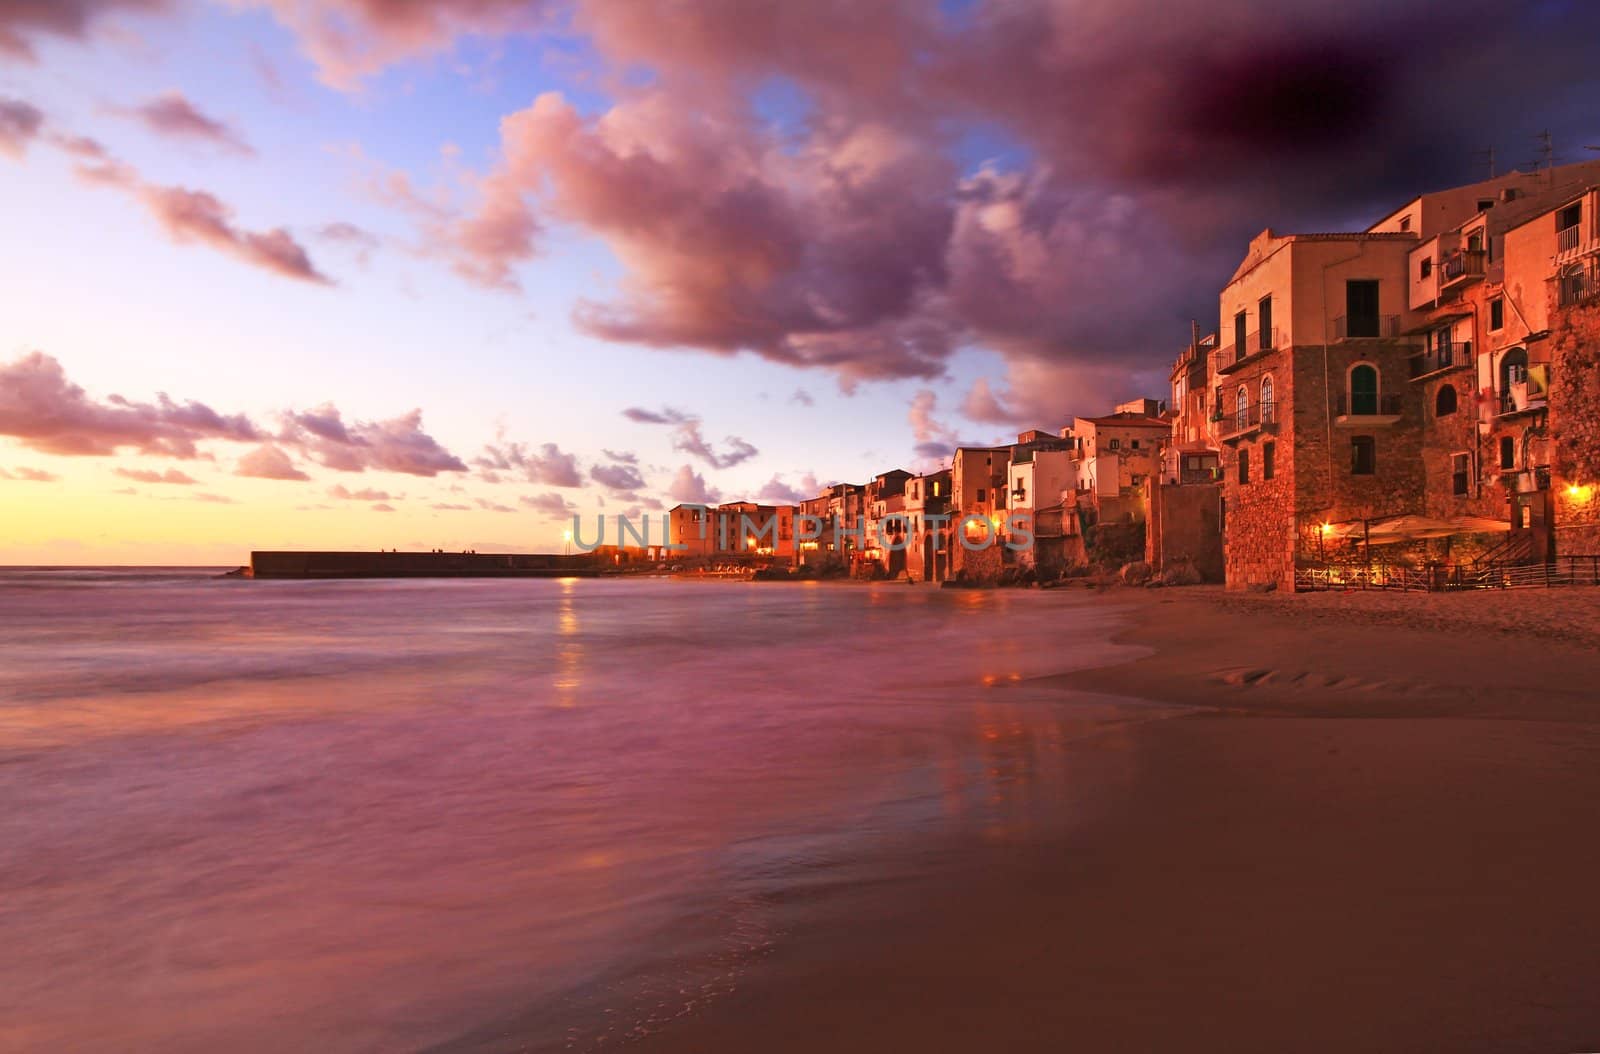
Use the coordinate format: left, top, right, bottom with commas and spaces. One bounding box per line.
2, 0, 1598, 563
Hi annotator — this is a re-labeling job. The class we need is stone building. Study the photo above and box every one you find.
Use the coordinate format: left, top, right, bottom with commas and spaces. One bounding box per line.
904, 469, 952, 583
1148, 330, 1224, 581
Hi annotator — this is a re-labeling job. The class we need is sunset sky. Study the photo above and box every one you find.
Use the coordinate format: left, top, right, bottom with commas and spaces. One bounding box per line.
3, 0, 1597, 563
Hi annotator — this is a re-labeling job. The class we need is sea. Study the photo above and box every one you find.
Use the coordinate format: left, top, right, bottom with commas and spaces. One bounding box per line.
0, 568, 1178, 1051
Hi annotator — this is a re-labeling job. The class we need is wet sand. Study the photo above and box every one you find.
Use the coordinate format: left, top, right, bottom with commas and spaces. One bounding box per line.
631, 588, 1600, 1053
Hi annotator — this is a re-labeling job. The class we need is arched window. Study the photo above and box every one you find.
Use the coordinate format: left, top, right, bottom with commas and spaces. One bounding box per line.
1499, 347, 1528, 395
1435, 385, 1458, 417
1349, 364, 1379, 416
1236, 385, 1250, 430
1260, 375, 1276, 423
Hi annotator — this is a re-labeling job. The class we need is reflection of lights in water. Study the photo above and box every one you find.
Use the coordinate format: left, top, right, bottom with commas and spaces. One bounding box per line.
553, 578, 582, 706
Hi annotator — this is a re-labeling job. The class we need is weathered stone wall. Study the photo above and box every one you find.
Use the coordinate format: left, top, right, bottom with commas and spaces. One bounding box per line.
1548, 297, 1600, 554
1290, 342, 1427, 548
1217, 348, 1296, 589
1147, 482, 1224, 583
1418, 369, 1499, 522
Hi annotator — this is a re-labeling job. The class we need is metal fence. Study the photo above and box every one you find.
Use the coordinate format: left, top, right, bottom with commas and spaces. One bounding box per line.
1294, 556, 1600, 593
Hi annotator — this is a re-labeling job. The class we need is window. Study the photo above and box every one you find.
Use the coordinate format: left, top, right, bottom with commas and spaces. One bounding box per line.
1260, 374, 1275, 423
1451, 453, 1470, 495
1420, 256, 1432, 279
1490, 297, 1504, 331
1346, 280, 1381, 337
1351, 435, 1376, 475
1500, 347, 1528, 393
1131, 439, 1140, 449
976, 488, 986, 502
1236, 385, 1250, 430
1399, 215, 1412, 232
1559, 265, 1587, 307
1467, 229, 1484, 252
1234, 310, 1248, 354
1557, 202, 1582, 232
1499, 436, 1515, 470
1477, 198, 1495, 212
1349, 363, 1379, 415
1263, 441, 1276, 480
1258, 296, 1273, 348
1435, 385, 1458, 416
1238, 448, 1251, 484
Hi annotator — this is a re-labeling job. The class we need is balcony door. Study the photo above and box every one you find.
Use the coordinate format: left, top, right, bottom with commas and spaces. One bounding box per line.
1349, 364, 1379, 416
1346, 280, 1380, 338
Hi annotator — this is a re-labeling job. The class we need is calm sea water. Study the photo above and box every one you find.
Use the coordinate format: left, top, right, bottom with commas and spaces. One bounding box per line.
0, 570, 1175, 1052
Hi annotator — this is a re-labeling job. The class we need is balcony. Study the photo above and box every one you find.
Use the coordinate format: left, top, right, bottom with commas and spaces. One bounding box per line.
1438, 249, 1486, 291
1556, 221, 1600, 266
1215, 328, 1281, 375
1498, 381, 1548, 418
1334, 393, 1403, 426
1558, 271, 1599, 308
1408, 341, 1473, 381
1334, 315, 1401, 341
1219, 401, 1278, 442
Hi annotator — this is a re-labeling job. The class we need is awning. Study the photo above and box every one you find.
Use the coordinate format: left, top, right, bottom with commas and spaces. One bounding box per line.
1403, 312, 1471, 335
1447, 516, 1511, 534
1319, 514, 1512, 545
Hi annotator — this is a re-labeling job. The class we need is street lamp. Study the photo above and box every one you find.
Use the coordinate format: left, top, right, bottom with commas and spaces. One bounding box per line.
562, 528, 572, 556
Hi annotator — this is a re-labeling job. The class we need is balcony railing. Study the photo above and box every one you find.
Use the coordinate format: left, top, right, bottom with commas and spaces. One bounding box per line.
1334, 393, 1403, 417
1220, 401, 1276, 437
1558, 272, 1598, 308
1558, 223, 1581, 254
1408, 340, 1472, 379
1439, 249, 1486, 284
1216, 328, 1280, 373
1334, 314, 1401, 340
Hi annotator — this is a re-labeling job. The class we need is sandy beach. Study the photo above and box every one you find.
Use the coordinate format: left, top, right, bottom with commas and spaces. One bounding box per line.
618, 586, 1600, 1053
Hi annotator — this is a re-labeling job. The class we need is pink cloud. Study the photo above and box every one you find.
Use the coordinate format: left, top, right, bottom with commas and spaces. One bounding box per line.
113, 466, 197, 484
0, 465, 58, 482
453, 91, 959, 381
235, 444, 310, 481
474, 441, 581, 486
0, 0, 169, 62
137, 185, 331, 284
519, 491, 574, 519
666, 465, 719, 505
113, 90, 254, 155
0, 351, 260, 457
0, 97, 43, 158
235, 0, 546, 89
281, 405, 467, 477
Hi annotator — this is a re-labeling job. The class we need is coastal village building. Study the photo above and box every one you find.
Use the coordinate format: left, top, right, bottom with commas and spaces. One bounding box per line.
1207, 160, 1600, 588
667, 502, 798, 561
904, 469, 952, 582
862, 469, 913, 575
1068, 406, 1169, 524
1147, 331, 1225, 582
657, 165, 1600, 591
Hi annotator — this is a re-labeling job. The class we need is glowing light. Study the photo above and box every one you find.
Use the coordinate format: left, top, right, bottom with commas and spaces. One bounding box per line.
562, 529, 573, 541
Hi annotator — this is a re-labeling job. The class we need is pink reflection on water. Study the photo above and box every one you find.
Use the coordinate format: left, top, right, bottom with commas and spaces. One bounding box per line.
0, 572, 1179, 1051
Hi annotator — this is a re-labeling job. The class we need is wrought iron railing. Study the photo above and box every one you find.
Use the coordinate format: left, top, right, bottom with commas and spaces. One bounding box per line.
1439, 249, 1486, 282
1334, 314, 1401, 340
1408, 341, 1472, 378
1558, 223, 1581, 254
1334, 393, 1403, 416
